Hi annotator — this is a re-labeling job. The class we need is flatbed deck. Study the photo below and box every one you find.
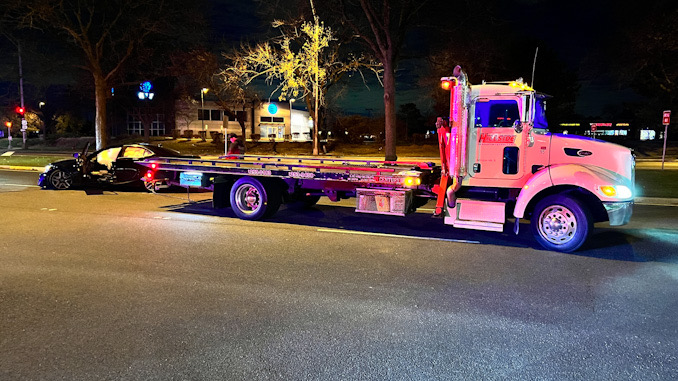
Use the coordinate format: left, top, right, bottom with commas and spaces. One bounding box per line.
140, 155, 437, 185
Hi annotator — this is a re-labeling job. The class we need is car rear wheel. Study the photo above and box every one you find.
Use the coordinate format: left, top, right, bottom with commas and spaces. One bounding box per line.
48, 169, 73, 190
144, 180, 160, 192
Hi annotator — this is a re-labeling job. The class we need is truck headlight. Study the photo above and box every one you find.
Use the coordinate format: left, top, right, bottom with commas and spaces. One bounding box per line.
599, 185, 632, 199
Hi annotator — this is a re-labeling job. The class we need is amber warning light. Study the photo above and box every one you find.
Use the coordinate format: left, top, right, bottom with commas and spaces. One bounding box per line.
440, 77, 456, 90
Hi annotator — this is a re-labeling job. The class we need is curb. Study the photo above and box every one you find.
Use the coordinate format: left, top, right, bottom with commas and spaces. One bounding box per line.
634, 197, 678, 206
0, 165, 45, 172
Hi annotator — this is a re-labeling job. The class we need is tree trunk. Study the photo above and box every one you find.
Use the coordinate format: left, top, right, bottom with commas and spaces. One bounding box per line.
143, 121, 151, 143
94, 73, 109, 150
383, 60, 397, 161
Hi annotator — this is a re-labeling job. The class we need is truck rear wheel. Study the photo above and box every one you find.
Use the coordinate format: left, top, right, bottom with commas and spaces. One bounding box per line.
230, 177, 281, 220
531, 194, 592, 252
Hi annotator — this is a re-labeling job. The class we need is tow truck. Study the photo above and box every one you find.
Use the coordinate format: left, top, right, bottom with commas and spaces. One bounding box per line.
140, 66, 634, 252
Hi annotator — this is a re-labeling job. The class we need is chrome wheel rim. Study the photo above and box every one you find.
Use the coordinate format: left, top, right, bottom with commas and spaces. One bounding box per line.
144, 181, 157, 192
538, 205, 577, 245
50, 170, 72, 190
234, 184, 261, 215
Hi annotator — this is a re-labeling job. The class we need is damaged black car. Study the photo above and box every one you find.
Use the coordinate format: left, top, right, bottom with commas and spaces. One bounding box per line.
38, 143, 197, 191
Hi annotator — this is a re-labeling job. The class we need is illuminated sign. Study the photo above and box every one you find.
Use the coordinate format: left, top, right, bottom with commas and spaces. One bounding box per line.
663, 110, 671, 126
138, 81, 154, 100
268, 103, 278, 115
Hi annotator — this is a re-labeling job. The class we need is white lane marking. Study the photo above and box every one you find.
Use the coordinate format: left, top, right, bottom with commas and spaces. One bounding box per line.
317, 228, 480, 244
1, 151, 14, 156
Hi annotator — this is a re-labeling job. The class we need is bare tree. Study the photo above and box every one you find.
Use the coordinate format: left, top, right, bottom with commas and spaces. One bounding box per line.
230, 14, 376, 154
170, 48, 259, 144
335, 0, 427, 161
21, 0, 205, 150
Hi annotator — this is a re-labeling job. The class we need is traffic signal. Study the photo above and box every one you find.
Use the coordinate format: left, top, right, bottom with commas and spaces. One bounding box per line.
15, 106, 25, 116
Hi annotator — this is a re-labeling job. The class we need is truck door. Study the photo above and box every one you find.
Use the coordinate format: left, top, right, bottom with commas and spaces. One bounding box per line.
469, 97, 525, 180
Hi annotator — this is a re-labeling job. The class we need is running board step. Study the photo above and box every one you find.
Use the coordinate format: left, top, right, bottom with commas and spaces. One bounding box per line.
444, 199, 505, 232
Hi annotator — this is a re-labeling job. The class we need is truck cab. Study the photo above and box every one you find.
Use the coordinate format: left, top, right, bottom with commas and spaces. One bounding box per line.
438, 67, 634, 252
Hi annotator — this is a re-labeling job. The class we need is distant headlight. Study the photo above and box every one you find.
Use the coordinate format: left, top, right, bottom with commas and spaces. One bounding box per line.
599, 185, 632, 199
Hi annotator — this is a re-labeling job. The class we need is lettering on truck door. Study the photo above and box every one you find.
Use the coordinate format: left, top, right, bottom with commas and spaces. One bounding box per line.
470, 97, 524, 180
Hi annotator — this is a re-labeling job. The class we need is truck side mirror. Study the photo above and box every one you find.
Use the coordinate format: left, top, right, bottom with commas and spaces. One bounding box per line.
513, 120, 523, 133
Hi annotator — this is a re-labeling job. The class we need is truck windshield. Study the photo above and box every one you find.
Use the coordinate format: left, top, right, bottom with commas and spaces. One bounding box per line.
474, 100, 520, 128
534, 98, 549, 130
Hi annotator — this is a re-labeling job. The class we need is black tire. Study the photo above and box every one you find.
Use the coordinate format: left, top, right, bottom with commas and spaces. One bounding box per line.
213, 181, 231, 209
48, 169, 74, 190
300, 194, 321, 207
229, 177, 281, 220
288, 194, 321, 209
531, 194, 592, 252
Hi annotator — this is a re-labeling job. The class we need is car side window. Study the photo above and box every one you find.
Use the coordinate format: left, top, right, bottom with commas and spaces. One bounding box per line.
121, 146, 153, 159
95, 147, 122, 169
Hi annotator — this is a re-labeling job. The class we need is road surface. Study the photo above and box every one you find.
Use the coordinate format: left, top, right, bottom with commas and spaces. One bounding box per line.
1, 170, 677, 380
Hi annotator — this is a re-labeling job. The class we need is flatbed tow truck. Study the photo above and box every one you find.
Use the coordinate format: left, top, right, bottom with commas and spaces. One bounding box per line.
140, 66, 634, 252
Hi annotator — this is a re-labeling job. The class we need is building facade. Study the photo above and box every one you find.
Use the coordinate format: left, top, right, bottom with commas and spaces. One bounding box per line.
174, 98, 313, 142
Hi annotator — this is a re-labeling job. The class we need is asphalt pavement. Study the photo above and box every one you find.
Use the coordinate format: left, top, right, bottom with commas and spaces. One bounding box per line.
1, 176, 677, 380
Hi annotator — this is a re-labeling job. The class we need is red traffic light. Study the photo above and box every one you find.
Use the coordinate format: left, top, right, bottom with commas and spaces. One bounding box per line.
15, 106, 25, 115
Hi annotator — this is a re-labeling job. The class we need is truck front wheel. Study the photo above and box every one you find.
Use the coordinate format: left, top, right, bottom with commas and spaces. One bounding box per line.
230, 177, 280, 220
530, 194, 592, 252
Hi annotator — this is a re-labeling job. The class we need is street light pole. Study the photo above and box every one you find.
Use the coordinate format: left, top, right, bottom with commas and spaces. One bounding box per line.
5, 122, 12, 149
18, 41, 27, 149
289, 98, 295, 141
201, 88, 209, 132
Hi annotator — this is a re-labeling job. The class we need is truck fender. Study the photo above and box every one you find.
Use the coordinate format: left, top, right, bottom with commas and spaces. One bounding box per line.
513, 164, 628, 219
513, 167, 553, 219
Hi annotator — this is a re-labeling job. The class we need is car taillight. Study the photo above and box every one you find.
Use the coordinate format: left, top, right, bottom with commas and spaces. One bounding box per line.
145, 171, 154, 180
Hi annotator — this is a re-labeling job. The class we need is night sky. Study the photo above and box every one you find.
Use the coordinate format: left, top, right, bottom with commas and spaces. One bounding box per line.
204, 0, 652, 119
1, 0, 666, 122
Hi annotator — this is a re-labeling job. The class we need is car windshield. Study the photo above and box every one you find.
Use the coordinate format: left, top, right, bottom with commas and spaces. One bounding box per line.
474, 100, 520, 128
